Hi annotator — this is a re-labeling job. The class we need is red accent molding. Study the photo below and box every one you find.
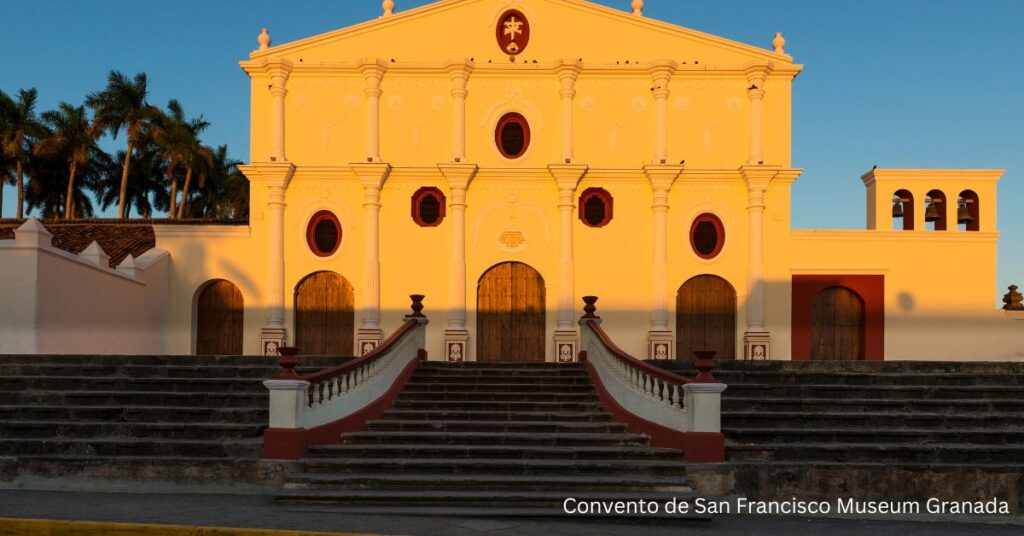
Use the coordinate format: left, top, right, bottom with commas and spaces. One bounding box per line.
495, 112, 530, 159
495, 10, 530, 56
579, 187, 613, 228
689, 213, 725, 259
410, 187, 446, 227
791, 274, 885, 361
579, 352, 724, 462
306, 210, 341, 257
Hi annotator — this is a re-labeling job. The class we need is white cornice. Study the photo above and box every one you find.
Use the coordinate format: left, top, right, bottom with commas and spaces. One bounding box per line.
791, 230, 1000, 242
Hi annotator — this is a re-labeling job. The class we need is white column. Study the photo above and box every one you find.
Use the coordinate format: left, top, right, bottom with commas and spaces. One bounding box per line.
744, 63, 773, 165
556, 60, 582, 163
445, 60, 472, 162
439, 164, 478, 361
740, 166, 778, 360
550, 165, 588, 363
351, 163, 391, 355
360, 59, 387, 163
238, 163, 296, 356
648, 61, 678, 164
265, 60, 292, 162
643, 165, 683, 359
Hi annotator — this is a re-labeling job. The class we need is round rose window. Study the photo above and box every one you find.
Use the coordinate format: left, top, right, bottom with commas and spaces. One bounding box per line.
307, 211, 341, 257
690, 214, 724, 259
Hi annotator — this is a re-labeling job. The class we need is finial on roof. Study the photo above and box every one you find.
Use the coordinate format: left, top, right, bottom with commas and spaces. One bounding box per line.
383, 0, 395, 17
631, 0, 644, 16
773, 31, 786, 54
258, 28, 271, 51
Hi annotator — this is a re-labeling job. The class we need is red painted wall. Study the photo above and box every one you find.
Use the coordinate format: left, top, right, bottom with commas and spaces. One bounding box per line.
791, 274, 885, 361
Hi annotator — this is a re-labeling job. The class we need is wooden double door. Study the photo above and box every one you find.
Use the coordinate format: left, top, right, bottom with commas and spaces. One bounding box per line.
476, 262, 546, 362
196, 280, 244, 355
294, 271, 355, 356
676, 275, 737, 361
811, 286, 864, 360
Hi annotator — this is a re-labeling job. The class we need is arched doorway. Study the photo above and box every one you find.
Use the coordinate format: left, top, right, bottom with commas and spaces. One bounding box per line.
811, 286, 865, 360
196, 280, 244, 355
676, 275, 736, 361
477, 262, 545, 362
294, 271, 355, 356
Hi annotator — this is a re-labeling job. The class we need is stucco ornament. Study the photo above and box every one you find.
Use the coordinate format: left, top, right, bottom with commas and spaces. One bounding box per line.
496, 11, 530, 55
257, 28, 271, 50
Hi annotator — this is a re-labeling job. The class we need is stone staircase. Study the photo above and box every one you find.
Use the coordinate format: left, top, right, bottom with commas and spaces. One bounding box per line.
656, 360, 1024, 505
0, 354, 341, 488
277, 362, 697, 510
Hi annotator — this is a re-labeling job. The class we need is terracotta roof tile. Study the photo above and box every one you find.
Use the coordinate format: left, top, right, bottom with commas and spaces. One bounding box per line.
0, 221, 156, 268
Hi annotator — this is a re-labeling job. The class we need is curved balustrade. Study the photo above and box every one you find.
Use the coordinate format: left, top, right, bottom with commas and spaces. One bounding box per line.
263, 295, 428, 460
578, 296, 726, 462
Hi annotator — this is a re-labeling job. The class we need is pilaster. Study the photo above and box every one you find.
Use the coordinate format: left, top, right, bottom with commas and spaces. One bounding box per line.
351, 162, 392, 355
239, 161, 296, 356
439, 162, 479, 361
549, 164, 588, 361
359, 59, 388, 163
444, 60, 473, 162
648, 60, 678, 164
264, 59, 293, 162
740, 164, 781, 360
644, 164, 684, 359
555, 60, 583, 163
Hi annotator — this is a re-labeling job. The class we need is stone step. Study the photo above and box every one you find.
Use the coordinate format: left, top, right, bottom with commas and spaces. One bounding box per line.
275, 489, 696, 509
0, 420, 264, 440
0, 404, 266, 424
0, 376, 266, 393
406, 374, 592, 384
412, 370, 590, 379
723, 383, 1024, 399
726, 442, 1024, 464
340, 430, 648, 447
419, 362, 585, 370
390, 399, 603, 412
401, 382, 595, 393
283, 472, 694, 493
396, 391, 597, 402
2, 455, 267, 483
365, 419, 627, 434
0, 355, 343, 367
379, 409, 614, 423
655, 360, 1024, 374
721, 396, 1024, 413
0, 364, 308, 379
299, 457, 690, 477
704, 371, 1024, 387
723, 426, 1024, 445
0, 390, 267, 408
304, 443, 681, 461
722, 410, 1024, 429
0, 437, 261, 458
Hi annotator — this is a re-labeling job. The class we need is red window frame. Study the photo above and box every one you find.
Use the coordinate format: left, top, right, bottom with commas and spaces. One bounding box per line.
306, 210, 342, 257
690, 213, 725, 259
578, 187, 613, 228
411, 187, 447, 227
495, 112, 530, 159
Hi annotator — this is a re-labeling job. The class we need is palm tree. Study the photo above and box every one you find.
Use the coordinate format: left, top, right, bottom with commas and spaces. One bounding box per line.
154, 100, 209, 219
34, 103, 105, 219
184, 144, 247, 220
0, 153, 14, 218
99, 140, 168, 219
85, 71, 158, 219
0, 88, 44, 219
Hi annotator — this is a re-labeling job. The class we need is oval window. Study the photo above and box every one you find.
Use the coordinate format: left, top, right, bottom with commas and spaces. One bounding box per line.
579, 188, 613, 227
307, 211, 341, 257
411, 187, 446, 227
690, 214, 724, 259
495, 113, 530, 159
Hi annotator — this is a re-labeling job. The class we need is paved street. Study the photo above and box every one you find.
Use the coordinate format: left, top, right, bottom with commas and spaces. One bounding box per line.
0, 490, 1020, 535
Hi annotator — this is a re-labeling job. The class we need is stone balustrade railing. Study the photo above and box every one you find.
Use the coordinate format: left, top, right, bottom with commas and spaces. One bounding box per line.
577, 296, 727, 462
262, 295, 428, 460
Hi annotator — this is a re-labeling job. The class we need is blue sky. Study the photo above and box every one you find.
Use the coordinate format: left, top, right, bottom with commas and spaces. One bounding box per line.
2, 0, 1021, 294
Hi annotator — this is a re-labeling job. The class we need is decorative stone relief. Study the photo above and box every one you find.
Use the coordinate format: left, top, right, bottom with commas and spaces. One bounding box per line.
498, 228, 527, 252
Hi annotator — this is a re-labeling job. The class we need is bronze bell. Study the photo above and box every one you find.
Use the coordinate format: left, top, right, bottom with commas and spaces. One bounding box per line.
957, 203, 974, 225
924, 201, 940, 223
891, 198, 904, 218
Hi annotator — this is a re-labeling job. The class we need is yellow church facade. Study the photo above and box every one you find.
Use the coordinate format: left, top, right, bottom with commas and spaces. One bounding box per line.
149, 0, 1019, 363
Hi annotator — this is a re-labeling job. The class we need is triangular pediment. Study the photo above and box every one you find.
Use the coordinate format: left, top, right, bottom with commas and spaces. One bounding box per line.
247, 0, 792, 67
